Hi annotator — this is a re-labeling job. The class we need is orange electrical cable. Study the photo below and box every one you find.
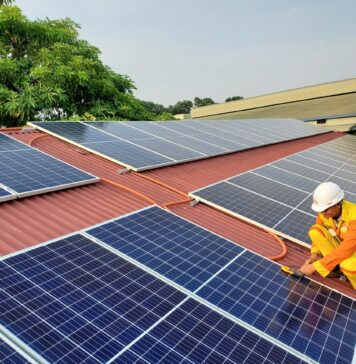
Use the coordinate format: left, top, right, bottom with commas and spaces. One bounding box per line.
132, 172, 187, 198
29, 133, 49, 146
162, 198, 193, 210
101, 178, 157, 205
28, 132, 287, 260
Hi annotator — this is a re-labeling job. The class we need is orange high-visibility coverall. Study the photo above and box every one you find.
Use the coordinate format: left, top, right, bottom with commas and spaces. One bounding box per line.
309, 200, 356, 289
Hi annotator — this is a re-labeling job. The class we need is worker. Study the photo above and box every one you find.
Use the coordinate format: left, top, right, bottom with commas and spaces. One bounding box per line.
299, 182, 356, 289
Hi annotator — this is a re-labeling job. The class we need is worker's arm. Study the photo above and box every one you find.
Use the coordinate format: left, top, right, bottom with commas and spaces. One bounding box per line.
313, 221, 356, 277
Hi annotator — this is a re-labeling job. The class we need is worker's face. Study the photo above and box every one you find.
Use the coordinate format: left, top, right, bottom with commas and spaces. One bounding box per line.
321, 202, 342, 219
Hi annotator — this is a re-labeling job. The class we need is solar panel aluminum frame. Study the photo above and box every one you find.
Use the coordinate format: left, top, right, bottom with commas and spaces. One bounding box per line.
0, 328, 46, 364
29, 120, 330, 172
0, 184, 16, 203
0, 133, 100, 198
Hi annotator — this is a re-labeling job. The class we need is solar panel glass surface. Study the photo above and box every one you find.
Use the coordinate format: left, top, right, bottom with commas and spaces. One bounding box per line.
113, 299, 306, 364
0, 133, 31, 152
86, 206, 244, 292
31, 119, 329, 171
196, 250, 356, 364
0, 188, 16, 203
191, 135, 356, 245
0, 234, 186, 363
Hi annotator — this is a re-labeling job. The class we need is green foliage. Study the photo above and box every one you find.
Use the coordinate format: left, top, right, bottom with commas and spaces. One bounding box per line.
0, 6, 150, 126
167, 100, 193, 115
225, 96, 244, 102
194, 97, 215, 108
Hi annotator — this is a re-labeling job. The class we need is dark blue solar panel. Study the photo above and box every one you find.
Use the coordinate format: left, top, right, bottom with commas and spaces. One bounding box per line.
32, 121, 117, 143
0, 149, 98, 196
229, 173, 309, 207
194, 182, 292, 227
82, 140, 173, 170
0, 133, 31, 152
197, 250, 356, 364
0, 337, 29, 364
132, 138, 204, 160
0, 234, 186, 363
86, 206, 244, 292
31, 119, 328, 171
113, 299, 305, 364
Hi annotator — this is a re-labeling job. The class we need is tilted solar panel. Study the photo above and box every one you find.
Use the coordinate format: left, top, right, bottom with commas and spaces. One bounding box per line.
29, 119, 329, 171
0, 133, 99, 201
191, 134, 356, 246
0, 216, 307, 364
86, 206, 355, 364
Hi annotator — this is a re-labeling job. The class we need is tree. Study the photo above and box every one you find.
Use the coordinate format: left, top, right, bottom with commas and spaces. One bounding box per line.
0, 6, 151, 126
225, 96, 244, 102
168, 100, 193, 115
193, 97, 215, 108
0, 0, 14, 5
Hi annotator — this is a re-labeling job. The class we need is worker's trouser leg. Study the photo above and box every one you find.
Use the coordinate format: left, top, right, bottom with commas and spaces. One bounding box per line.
309, 224, 356, 288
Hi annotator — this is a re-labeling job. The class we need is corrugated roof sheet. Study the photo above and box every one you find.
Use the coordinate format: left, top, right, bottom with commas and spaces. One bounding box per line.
1, 128, 354, 297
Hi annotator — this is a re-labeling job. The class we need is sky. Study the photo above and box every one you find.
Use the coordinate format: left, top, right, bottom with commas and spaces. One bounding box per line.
15, 0, 356, 107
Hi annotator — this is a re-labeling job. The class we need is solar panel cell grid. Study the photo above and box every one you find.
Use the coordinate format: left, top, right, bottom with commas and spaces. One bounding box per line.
0, 149, 97, 195
196, 250, 356, 364
0, 337, 30, 364
0, 134, 31, 152
114, 299, 306, 364
86, 206, 244, 292
0, 234, 186, 363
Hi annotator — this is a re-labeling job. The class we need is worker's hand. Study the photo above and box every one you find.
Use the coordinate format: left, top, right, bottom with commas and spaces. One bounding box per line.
304, 253, 321, 265
299, 263, 316, 276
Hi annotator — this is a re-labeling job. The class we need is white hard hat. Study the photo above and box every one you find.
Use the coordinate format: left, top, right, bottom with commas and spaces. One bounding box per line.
311, 182, 344, 212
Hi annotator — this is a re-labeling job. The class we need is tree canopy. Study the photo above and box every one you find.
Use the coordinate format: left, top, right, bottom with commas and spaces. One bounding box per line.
225, 96, 244, 102
0, 5, 155, 126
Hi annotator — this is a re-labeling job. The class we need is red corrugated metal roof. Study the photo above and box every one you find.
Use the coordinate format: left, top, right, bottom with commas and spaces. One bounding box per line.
1, 128, 354, 297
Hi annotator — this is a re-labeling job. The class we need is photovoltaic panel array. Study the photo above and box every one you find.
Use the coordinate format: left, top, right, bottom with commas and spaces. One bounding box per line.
0, 214, 310, 364
0, 133, 99, 203
29, 119, 329, 171
85, 206, 355, 364
190, 134, 356, 246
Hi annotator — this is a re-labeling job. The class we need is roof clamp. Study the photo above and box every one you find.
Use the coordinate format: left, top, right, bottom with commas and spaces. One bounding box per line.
189, 199, 200, 207
117, 168, 130, 175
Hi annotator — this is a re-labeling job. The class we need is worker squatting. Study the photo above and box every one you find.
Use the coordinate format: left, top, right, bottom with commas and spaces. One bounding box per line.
300, 182, 356, 289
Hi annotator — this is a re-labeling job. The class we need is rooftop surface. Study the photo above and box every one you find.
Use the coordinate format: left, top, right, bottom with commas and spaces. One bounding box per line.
1, 127, 354, 299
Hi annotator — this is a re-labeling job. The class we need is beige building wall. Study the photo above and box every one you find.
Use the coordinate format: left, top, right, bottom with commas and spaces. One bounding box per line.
191, 78, 356, 118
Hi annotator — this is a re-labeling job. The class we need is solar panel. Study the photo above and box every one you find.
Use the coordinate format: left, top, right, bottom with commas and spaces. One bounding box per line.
30, 119, 329, 171
0, 234, 186, 363
0, 216, 308, 364
86, 206, 244, 292
191, 134, 356, 246
0, 133, 99, 201
196, 250, 356, 364
113, 299, 306, 364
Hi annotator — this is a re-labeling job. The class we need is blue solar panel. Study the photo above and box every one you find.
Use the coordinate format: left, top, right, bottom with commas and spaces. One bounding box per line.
0, 234, 186, 363
113, 299, 305, 364
0, 133, 31, 152
191, 135, 356, 245
31, 119, 329, 171
0, 149, 98, 197
0, 336, 30, 364
0, 132, 98, 201
197, 250, 356, 364
86, 206, 244, 292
